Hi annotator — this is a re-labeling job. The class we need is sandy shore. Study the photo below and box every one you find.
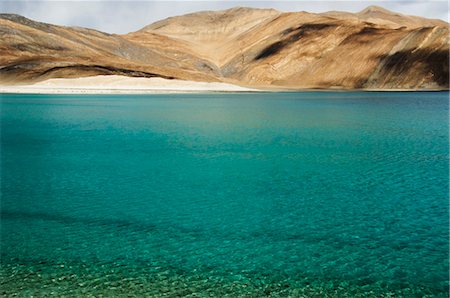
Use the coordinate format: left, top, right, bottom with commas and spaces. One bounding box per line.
0, 75, 261, 94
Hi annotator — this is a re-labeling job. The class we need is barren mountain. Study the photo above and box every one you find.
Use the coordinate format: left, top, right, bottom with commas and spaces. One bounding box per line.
1, 6, 448, 89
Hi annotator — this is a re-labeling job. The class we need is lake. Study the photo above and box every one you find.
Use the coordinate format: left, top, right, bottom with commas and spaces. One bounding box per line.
1, 92, 448, 296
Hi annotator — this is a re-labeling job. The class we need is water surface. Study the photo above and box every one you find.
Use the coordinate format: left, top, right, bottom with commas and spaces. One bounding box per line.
1, 92, 448, 296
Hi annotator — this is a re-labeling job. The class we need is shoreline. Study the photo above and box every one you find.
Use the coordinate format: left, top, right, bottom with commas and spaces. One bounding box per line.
0, 88, 263, 95
0, 75, 448, 94
0, 75, 262, 94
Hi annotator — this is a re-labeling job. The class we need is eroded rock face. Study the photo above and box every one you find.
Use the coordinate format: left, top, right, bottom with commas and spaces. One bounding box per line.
0, 6, 448, 89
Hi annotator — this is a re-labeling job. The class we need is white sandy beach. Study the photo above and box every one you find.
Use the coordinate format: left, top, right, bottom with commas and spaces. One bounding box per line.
0, 75, 260, 94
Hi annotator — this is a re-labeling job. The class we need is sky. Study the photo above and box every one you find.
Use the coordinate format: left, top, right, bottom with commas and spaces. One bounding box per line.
1, 0, 448, 34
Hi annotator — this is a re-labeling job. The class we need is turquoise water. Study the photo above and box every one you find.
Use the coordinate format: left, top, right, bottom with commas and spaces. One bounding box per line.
1, 92, 448, 297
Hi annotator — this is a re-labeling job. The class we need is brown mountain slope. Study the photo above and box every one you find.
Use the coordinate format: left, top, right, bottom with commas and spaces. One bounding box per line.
0, 14, 219, 83
0, 7, 448, 89
135, 7, 281, 66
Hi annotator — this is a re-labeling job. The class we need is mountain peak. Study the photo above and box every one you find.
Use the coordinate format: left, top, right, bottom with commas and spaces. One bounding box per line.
141, 6, 280, 37
222, 6, 279, 13
359, 5, 394, 15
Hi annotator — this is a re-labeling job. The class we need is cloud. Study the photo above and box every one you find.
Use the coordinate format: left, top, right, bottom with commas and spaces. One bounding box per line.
1, 0, 448, 34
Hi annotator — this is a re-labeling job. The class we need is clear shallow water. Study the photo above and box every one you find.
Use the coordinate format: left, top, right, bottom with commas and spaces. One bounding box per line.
1, 92, 448, 297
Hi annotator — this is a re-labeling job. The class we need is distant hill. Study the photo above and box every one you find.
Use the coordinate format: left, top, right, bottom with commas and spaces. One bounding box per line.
1, 6, 448, 90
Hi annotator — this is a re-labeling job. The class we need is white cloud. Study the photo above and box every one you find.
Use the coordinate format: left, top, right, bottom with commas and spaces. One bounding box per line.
1, 0, 448, 34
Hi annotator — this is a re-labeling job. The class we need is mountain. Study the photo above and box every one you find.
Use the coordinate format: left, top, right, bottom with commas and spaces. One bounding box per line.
0, 7, 448, 90
324, 6, 447, 29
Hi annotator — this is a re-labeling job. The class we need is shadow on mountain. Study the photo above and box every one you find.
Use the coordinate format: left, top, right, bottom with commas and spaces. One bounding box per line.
376, 48, 449, 87
0, 61, 176, 82
339, 26, 392, 45
255, 23, 336, 60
